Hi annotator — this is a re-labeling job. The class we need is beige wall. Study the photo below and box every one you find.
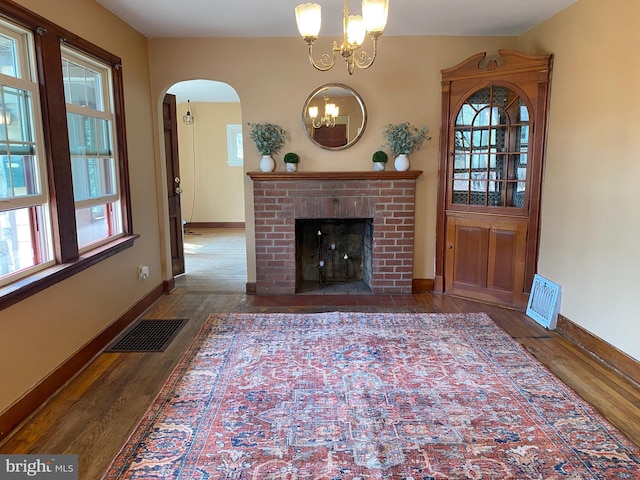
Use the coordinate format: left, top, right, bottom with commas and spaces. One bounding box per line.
518, 0, 640, 361
148, 35, 518, 288
0, 0, 161, 414
175, 101, 245, 223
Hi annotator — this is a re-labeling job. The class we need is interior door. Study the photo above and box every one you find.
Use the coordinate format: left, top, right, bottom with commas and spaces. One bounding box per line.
163, 94, 185, 276
436, 51, 553, 309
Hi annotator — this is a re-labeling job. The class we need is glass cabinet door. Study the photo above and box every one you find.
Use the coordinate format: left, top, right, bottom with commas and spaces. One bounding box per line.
451, 86, 529, 209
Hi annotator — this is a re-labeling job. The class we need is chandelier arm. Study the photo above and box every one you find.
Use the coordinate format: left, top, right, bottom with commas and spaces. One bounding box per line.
306, 41, 339, 72
354, 34, 380, 70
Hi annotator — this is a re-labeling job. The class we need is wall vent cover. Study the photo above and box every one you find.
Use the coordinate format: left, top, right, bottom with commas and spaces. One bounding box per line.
526, 274, 561, 330
105, 318, 188, 352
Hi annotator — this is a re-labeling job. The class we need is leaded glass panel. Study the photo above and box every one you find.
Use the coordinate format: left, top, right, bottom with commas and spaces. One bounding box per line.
519, 101, 529, 122
451, 85, 530, 208
467, 87, 491, 108
454, 154, 470, 172
456, 104, 476, 126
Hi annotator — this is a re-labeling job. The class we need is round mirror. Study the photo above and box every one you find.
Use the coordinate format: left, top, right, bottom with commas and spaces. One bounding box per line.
302, 84, 367, 150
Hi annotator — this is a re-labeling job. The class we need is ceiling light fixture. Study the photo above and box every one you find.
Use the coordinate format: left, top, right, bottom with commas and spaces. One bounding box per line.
295, 0, 389, 75
309, 89, 339, 128
183, 99, 194, 125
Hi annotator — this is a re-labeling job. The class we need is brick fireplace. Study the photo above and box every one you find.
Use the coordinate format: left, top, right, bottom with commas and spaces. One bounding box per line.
247, 171, 422, 295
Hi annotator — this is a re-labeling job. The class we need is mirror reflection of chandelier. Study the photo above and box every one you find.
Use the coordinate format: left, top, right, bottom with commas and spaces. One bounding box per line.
295, 0, 389, 75
309, 89, 339, 128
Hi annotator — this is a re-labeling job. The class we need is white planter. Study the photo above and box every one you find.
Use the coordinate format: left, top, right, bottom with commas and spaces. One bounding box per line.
394, 154, 410, 171
259, 155, 275, 172
285, 162, 298, 172
373, 161, 386, 171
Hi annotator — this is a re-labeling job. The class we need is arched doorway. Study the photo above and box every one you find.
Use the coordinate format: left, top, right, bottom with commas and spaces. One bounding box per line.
163, 80, 246, 289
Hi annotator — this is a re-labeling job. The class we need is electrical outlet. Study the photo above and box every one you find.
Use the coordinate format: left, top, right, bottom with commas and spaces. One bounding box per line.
138, 265, 149, 280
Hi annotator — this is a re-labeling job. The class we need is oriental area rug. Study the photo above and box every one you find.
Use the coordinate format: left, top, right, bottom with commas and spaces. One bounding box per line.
103, 312, 640, 479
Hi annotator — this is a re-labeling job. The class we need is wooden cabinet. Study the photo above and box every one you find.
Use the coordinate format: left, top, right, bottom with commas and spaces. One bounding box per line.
435, 50, 553, 308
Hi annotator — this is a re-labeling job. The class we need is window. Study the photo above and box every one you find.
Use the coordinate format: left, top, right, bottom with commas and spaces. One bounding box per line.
226, 124, 243, 166
62, 48, 122, 250
0, 21, 52, 286
0, 5, 134, 306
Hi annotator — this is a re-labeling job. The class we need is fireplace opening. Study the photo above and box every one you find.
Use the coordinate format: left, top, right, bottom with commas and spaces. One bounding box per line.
295, 218, 373, 294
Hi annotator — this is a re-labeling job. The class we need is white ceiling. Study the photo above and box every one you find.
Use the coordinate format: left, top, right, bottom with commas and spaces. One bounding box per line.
97, 0, 576, 38
167, 80, 240, 103
104, 0, 576, 102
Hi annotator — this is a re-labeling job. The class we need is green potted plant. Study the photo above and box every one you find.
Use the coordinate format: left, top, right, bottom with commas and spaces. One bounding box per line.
372, 150, 388, 171
283, 152, 299, 172
248, 122, 287, 172
383, 122, 429, 171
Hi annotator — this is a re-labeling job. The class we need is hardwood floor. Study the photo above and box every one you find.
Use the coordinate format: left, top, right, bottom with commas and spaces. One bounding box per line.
1, 228, 639, 479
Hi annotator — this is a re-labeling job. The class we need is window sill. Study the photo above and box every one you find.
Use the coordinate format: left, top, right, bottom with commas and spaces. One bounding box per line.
0, 234, 139, 312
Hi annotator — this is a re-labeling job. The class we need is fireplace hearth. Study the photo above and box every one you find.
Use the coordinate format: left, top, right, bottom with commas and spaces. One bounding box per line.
247, 171, 421, 295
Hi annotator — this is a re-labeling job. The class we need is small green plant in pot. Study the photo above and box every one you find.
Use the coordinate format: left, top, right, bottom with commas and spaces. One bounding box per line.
283, 152, 299, 172
383, 122, 430, 171
248, 122, 287, 172
372, 150, 388, 171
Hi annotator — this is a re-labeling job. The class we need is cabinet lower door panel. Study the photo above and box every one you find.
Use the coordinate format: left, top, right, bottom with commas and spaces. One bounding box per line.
445, 215, 527, 307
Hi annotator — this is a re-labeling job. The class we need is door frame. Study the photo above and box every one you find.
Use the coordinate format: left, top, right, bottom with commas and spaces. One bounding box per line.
158, 81, 247, 290
434, 50, 553, 307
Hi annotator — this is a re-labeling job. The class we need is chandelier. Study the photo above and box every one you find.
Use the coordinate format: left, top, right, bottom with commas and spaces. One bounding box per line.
309, 89, 339, 128
295, 0, 389, 75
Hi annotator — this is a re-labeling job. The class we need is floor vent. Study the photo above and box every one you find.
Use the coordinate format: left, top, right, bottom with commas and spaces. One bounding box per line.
526, 274, 561, 330
105, 319, 188, 352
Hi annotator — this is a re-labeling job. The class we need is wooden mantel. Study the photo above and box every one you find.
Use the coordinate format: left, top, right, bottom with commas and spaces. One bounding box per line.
247, 170, 423, 181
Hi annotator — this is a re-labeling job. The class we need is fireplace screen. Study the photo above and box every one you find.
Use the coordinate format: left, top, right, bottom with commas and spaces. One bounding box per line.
295, 218, 373, 293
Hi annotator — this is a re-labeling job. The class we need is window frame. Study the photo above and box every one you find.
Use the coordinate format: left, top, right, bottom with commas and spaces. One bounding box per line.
0, 1, 136, 310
